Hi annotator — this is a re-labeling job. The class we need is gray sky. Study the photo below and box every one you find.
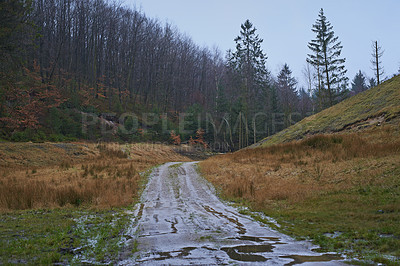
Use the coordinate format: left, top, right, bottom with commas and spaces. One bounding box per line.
124, 0, 400, 88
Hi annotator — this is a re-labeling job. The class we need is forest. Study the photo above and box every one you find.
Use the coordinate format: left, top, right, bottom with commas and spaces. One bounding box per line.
0, 0, 388, 150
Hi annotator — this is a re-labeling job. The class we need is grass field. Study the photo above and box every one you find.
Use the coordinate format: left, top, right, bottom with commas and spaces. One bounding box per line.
200, 124, 400, 265
0, 142, 189, 210
0, 142, 190, 264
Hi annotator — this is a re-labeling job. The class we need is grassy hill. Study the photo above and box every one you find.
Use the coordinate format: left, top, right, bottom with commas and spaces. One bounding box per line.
200, 75, 400, 264
255, 74, 400, 147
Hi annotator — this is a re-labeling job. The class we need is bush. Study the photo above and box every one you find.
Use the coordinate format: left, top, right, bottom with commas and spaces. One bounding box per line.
49, 134, 65, 142
10, 131, 30, 142
10, 128, 46, 142
48, 108, 83, 139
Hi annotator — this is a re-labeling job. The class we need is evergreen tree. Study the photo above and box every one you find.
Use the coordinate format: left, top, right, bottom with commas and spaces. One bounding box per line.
307, 8, 348, 109
298, 87, 313, 117
368, 77, 377, 89
351, 70, 368, 95
228, 19, 269, 95
227, 19, 269, 148
276, 64, 298, 127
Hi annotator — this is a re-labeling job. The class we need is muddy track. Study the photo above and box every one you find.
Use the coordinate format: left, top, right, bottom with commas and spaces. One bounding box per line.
119, 162, 346, 265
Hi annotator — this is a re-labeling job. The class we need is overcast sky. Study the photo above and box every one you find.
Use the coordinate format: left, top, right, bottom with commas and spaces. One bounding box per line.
124, 0, 400, 88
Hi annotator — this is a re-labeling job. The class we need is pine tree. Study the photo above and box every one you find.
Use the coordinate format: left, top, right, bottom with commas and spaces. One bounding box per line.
307, 8, 348, 109
298, 87, 313, 117
368, 77, 377, 89
276, 64, 298, 127
228, 20, 269, 94
351, 70, 368, 95
227, 19, 269, 148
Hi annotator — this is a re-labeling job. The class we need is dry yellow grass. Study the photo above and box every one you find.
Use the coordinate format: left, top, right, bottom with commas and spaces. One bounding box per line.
0, 142, 190, 211
201, 125, 400, 263
200, 124, 400, 209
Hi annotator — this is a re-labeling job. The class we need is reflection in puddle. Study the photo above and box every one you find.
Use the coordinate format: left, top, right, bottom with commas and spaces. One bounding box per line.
221, 244, 273, 262
152, 247, 196, 261
281, 254, 343, 265
231, 235, 286, 244
234, 235, 265, 242
231, 244, 273, 253
201, 245, 217, 251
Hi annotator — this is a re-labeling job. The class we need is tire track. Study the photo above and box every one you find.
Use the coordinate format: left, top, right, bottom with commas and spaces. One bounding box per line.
119, 162, 346, 265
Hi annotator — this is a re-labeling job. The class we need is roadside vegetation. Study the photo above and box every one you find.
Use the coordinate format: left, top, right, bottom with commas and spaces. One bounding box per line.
0, 142, 189, 210
0, 142, 189, 263
200, 124, 400, 265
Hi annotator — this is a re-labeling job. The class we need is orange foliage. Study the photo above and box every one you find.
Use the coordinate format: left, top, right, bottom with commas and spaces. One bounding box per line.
189, 128, 207, 148
0, 61, 65, 130
170, 130, 181, 145
138, 128, 145, 136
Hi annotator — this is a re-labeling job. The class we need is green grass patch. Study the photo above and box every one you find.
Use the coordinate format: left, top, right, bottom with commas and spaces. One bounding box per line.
169, 162, 184, 169
0, 207, 136, 264
0, 162, 160, 264
235, 166, 400, 264
0, 209, 78, 264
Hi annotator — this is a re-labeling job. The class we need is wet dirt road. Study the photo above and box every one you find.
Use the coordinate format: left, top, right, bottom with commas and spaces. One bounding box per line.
120, 162, 347, 265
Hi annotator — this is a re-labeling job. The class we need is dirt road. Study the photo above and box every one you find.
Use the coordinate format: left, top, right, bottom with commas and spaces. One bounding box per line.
120, 162, 346, 265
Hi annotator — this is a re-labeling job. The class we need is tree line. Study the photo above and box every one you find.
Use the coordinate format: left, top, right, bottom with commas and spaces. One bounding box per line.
0, 1, 394, 150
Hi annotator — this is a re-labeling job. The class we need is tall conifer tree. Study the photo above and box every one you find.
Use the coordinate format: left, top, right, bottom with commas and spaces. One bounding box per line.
227, 19, 269, 148
307, 8, 348, 108
276, 64, 298, 127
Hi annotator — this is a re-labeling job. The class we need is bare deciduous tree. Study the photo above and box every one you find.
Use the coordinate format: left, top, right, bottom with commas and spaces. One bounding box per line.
371, 40, 384, 85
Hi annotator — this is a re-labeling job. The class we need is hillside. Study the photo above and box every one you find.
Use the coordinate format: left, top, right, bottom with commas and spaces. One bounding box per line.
254, 75, 400, 147
199, 75, 400, 264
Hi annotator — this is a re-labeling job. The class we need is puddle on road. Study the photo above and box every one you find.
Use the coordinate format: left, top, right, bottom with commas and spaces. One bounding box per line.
221, 244, 273, 262
230, 235, 286, 244
203, 205, 246, 234
229, 235, 264, 242
281, 254, 344, 265
151, 247, 196, 261
201, 245, 217, 251
230, 244, 274, 253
